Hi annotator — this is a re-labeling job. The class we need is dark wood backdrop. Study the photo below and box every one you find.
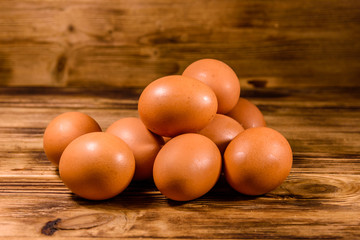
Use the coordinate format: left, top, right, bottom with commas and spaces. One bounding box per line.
0, 0, 360, 88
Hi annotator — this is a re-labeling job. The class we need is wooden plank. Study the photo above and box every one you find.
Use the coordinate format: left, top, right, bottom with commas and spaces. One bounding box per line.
0, 174, 359, 239
0, 0, 360, 87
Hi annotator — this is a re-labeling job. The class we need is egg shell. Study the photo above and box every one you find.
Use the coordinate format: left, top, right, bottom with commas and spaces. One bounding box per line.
138, 75, 218, 137
198, 114, 244, 154
224, 127, 293, 196
226, 97, 266, 129
182, 59, 240, 114
153, 133, 222, 201
106, 117, 164, 181
43, 112, 102, 166
59, 132, 135, 200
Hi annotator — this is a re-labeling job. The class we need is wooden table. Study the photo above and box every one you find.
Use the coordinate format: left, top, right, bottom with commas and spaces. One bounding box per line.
0, 86, 359, 239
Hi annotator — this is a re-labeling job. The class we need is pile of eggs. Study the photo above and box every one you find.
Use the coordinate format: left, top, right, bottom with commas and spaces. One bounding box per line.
43, 59, 293, 201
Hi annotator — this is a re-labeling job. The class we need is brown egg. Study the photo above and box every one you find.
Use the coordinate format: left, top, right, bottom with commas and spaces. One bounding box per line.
226, 97, 266, 129
138, 75, 218, 137
224, 127, 293, 196
106, 117, 164, 181
59, 132, 135, 200
182, 59, 240, 114
43, 112, 102, 166
198, 114, 244, 154
153, 133, 222, 201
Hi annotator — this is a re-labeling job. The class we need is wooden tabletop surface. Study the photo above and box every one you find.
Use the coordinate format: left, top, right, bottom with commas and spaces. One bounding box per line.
0, 86, 359, 239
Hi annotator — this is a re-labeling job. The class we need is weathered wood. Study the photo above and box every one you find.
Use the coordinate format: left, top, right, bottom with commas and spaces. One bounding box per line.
1, 174, 360, 239
0, 0, 360, 87
0, 86, 359, 239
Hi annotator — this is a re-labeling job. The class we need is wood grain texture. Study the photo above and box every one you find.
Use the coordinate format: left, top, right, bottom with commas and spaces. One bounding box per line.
0, 86, 359, 239
0, 0, 360, 87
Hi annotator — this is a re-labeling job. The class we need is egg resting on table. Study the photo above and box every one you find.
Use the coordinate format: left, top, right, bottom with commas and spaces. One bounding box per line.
43, 112, 102, 166
106, 117, 164, 181
153, 133, 222, 201
59, 132, 135, 200
224, 127, 292, 196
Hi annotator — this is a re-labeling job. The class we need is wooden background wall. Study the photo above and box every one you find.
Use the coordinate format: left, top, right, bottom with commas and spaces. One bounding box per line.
0, 0, 359, 88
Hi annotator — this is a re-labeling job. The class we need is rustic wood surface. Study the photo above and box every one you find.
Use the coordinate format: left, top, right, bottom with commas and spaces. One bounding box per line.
0, 86, 359, 239
1, 0, 360, 88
